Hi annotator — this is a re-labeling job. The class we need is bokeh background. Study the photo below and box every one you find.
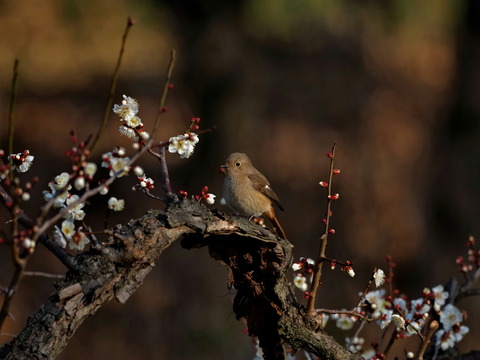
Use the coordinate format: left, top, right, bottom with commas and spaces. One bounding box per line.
0, 0, 479, 358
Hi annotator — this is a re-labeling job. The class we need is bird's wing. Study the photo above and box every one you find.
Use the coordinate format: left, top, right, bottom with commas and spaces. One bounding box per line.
248, 173, 284, 211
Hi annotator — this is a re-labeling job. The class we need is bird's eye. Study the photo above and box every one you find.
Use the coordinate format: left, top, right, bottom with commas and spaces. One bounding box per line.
235, 162, 241, 167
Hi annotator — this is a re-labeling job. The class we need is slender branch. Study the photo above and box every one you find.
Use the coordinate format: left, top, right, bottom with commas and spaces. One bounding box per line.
306, 142, 337, 314
151, 50, 176, 140
456, 287, 480, 301
7, 59, 20, 182
32, 137, 153, 243
7, 59, 19, 157
416, 320, 439, 360
90, 17, 135, 153
456, 267, 480, 303
355, 268, 376, 310
0, 243, 26, 331
23, 271, 64, 279
316, 309, 380, 323
0, 184, 78, 270
159, 147, 172, 195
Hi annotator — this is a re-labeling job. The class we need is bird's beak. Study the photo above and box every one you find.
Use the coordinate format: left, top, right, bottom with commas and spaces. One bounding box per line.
219, 164, 228, 174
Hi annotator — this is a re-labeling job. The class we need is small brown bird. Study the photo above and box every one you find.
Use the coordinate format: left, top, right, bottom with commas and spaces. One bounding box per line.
221, 152, 286, 239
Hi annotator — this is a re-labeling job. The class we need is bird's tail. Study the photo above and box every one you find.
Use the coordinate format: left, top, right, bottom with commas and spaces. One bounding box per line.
264, 208, 287, 240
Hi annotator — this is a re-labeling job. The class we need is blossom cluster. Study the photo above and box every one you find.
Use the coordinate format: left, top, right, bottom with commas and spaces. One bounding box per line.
292, 257, 315, 293
0, 149, 35, 180
178, 185, 216, 205
132, 174, 155, 192
194, 186, 216, 205
317, 271, 469, 357
8, 150, 35, 173
101, 147, 130, 178
292, 257, 355, 297
64, 133, 97, 191
44, 172, 90, 251
113, 95, 149, 141
168, 132, 199, 159
457, 235, 480, 272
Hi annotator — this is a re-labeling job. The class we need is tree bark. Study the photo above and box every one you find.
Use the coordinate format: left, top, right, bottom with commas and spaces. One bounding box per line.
0, 199, 360, 360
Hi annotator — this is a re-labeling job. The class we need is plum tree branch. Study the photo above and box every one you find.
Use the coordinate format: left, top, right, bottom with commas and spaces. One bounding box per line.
0, 200, 360, 360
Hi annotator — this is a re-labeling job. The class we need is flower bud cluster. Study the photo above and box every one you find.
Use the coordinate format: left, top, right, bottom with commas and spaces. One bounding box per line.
194, 186, 216, 205
178, 186, 216, 205
65, 132, 97, 191
8, 150, 34, 173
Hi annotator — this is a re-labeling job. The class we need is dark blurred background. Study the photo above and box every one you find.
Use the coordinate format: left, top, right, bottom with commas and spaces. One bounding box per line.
0, 0, 479, 358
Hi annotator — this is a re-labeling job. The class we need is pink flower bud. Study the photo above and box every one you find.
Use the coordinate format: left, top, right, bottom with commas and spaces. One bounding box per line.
319, 181, 328, 187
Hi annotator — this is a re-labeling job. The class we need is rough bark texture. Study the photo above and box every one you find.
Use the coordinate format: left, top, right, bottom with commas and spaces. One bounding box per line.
0, 199, 361, 360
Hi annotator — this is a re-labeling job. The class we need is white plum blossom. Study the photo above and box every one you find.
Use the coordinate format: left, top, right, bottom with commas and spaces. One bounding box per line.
100, 185, 109, 195
405, 319, 424, 336
391, 314, 405, 330
84, 162, 97, 177
335, 313, 355, 330
204, 193, 216, 205
64, 195, 85, 221
373, 268, 386, 287
293, 274, 308, 292
318, 313, 329, 328
140, 131, 150, 140
9, 151, 34, 173
102, 149, 130, 178
61, 220, 75, 239
168, 133, 199, 159
126, 115, 142, 128
113, 95, 145, 140
53, 172, 71, 190
74, 176, 85, 191
110, 157, 130, 177
119, 125, 138, 139
393, 297, 408, 313
377, 309, 393, 329
23, 238, 36, 251
53, 225, 67, 248
362, 349, 376, 360
69, 229, 90, 251
108, 197, 125, 212
345, 336, 364, 353
453, 324, 469, 342
113, 95, 139, 121
440, 304, 463, 331
43, 189, 69, 208
436, 329, 456, 351
432, 285, 449, 311
292, 263, 302, 271
43, 173, 71, 208
133, 166, 144, 177
409, 298, 431, 317
364, 290, 388, 317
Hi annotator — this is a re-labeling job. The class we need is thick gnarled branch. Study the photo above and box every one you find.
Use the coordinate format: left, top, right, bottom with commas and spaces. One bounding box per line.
0, 200, 359, 360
